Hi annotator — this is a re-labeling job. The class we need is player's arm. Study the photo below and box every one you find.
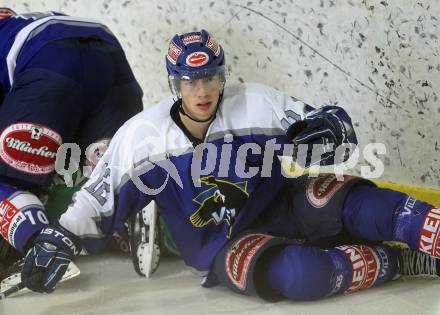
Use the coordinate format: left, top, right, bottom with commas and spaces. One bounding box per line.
268, 86, 357, 166
21, 121, 154, 293
0, 179, 49, 254
286, 105, 357, 148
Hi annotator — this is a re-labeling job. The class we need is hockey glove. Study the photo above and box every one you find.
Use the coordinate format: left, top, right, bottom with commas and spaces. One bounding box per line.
286, 105, 357, 167
21, 223, 81, 293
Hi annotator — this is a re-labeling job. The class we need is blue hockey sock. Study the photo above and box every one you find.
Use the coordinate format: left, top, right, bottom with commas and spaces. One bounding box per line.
264, 244, 397, 300
344, 187, 438, 256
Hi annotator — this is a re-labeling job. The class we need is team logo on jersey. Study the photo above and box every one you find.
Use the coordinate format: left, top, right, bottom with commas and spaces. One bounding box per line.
167, 40, 182, 65
0, 123, 62, 174
306, 174, 355, 208
189, 176, 248, 238
186, 52, 209, 67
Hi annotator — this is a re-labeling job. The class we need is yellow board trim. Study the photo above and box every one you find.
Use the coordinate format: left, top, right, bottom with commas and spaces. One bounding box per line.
372, 180, 440, 207
285, 161, 440, 206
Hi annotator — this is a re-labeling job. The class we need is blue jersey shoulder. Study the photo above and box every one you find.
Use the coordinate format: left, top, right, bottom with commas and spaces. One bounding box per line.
0, 12, 120, 92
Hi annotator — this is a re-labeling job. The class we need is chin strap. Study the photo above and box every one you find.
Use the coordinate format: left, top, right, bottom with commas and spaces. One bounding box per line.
178, 92, 224, 123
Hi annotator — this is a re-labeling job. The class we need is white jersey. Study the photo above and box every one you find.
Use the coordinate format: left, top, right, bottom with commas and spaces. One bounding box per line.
60, 83, 311, 273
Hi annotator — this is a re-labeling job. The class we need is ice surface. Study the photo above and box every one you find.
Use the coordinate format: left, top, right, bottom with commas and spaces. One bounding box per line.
2, 252, 440, 315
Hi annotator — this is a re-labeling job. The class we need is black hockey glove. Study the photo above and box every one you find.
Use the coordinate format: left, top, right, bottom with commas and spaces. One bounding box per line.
21, 223, 82, 293
287, 105, 357, 167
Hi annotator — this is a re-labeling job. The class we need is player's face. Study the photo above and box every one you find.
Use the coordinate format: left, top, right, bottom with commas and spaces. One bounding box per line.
180, 75, 222, 121
0, 8, 15, 19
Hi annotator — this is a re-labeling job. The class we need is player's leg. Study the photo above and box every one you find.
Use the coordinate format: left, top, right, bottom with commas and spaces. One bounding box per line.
208, 231, 440, 301
75, 38, 143, 147
343, 186, 440, 257
284, 174, 375, 242
264, 243, 440, 300
285, 174, 440, 259
207, 231, 437, 301
262, 244, 398, 300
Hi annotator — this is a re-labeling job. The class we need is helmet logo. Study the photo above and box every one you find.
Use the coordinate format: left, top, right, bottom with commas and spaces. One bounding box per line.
182, 34, 201, 45
186, 52, 209, 67
206, 36, 221, 56
167, 41, 182, 65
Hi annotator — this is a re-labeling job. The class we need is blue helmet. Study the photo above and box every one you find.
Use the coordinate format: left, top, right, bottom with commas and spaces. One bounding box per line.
166, 29, 225, 88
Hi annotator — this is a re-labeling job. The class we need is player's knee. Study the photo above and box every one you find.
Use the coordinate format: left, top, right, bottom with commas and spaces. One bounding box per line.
266, 245, 335, 300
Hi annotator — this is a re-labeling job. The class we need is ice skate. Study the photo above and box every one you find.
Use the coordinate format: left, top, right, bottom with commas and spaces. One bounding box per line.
397, 248, 439, 278
128, 202, 161, 278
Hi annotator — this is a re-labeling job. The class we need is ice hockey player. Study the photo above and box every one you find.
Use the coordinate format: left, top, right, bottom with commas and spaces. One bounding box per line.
20, 29, 440, 300
0, 8, 143, 282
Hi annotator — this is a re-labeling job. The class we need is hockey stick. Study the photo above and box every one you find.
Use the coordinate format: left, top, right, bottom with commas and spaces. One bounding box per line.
0, 262, 80, 299
0, 273, 39, 300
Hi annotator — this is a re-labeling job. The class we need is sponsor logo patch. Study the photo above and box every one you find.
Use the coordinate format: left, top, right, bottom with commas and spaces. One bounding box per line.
167, 41, 182, 65
8, 211, 26, 248
0, 199, 19, 242
225, 233, 273, 290
306, 174, 355, 208
206, 36, 220, 56
337, 245, 380, 293
375, 246, 390, 278
0, 123, 62, 174
418, 208, 440, 257
182, 34, 201, 45
186, 52, 209, 67
400, 197, 418, 217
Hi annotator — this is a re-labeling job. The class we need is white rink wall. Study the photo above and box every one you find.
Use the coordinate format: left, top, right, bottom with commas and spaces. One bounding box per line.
4, 0, 440, 188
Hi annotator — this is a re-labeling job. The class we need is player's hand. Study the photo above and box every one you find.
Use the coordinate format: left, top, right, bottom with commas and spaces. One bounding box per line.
286, 105, 357, 167
21, 223, 82, 293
